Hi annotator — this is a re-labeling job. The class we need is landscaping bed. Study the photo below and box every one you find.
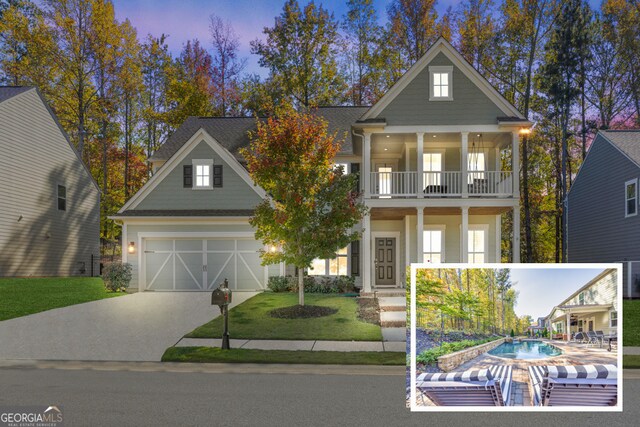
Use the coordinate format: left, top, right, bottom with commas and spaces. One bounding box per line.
186, 293, 382, 341
162, 346, 404, 365
0, 277, 122, 321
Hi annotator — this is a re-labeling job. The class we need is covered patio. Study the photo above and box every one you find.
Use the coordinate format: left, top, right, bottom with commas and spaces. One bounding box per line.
549, 304, 615, 341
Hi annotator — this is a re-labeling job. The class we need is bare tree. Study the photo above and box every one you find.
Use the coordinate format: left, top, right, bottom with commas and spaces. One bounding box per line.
209, 14, 246, 116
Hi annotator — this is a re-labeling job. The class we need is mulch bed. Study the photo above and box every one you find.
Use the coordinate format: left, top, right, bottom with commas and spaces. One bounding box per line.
356, 297, 380, 325
268, 305, 338, 319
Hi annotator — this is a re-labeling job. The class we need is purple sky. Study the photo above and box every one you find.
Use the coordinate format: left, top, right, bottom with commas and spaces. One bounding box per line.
112, 0, 601, 75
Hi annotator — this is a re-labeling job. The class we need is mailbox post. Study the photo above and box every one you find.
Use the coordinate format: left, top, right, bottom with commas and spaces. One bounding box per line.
211, 278, 232, 349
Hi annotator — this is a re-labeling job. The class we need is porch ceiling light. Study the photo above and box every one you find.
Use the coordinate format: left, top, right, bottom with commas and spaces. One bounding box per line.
384, 147, 388, 151
128, 242, 135, 254
519, 128, 531, 135
386, 135, 390, 138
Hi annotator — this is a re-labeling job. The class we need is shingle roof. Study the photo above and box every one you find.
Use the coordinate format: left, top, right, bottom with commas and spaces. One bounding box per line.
600, 130, 640, 166
114, 209, 254, 217
148, 106, 370, 162
0, 86, 33, 103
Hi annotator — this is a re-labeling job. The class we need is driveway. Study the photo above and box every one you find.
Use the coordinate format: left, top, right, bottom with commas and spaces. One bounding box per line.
0, 291, 258, 361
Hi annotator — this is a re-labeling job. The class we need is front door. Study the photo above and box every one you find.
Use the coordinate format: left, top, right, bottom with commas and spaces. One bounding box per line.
375, 237, 396, 286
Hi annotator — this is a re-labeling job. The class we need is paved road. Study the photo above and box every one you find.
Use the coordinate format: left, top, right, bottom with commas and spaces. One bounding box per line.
0, 362, 636, 426
0, 292, 257, 361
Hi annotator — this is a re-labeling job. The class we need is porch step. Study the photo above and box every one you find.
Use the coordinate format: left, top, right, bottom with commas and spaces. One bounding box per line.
378, 296, 406, 312
380, 311, 407, 328
374, 289, 406, 298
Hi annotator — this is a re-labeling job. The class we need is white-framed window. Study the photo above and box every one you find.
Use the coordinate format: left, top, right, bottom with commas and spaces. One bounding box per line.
57, 184, 66, 211
610, 310, 617, 328
308, 246, 349, 276
578, 291, 585, 305
429, 66, 453, 101
334, 163, 349, 174
423, 152, 444, 186
625, 178, 637, 217
192, 159, 213, 189
378, 165, 392, 198
468, 151, 486, 184
423, 226, 445, 263
468, 224, 489, 264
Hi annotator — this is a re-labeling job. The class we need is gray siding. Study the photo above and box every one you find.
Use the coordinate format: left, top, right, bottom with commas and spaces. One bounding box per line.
0, 89, 100, 277
377, 53, 506, 125
135, 140, 263, 210
568, 135, 640, 263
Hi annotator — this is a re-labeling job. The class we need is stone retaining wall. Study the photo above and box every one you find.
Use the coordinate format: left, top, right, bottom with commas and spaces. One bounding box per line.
437, 338, 506, 372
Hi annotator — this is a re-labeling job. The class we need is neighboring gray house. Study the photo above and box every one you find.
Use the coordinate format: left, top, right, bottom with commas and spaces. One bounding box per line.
112, 38, 531, 292
0, 87, 100, 277
567, 130, 640, 298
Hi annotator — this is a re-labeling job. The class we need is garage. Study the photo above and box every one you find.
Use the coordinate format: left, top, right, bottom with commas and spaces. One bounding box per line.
142, 236, 267, 291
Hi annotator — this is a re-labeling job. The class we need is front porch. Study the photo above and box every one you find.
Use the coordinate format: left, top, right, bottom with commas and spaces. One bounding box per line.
360, 203, 519, 293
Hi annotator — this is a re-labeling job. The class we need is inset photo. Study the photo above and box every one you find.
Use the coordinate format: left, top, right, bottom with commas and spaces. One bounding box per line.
408, 264, 622, 411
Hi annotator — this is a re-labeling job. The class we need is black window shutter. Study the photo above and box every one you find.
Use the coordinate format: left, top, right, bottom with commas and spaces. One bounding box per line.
183, 165, 193, 188
213, 165, 223, 187
350, 163, 360, 192
351, 240, 360, 276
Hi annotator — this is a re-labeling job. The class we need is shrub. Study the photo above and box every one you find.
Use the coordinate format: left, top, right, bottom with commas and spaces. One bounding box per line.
416, 337, 499, 365
102, 262, 132, 292
510, 329, 515, 337
267, 276, 295, 292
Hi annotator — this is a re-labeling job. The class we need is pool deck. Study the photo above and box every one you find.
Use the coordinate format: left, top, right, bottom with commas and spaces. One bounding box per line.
415, 339, 618, 407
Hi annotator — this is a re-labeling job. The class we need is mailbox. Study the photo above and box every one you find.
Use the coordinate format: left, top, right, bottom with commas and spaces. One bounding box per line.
211, 279, 232, 306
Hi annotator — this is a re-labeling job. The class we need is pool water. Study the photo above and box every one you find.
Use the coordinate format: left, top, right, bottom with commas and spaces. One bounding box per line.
488, 340, 562, 360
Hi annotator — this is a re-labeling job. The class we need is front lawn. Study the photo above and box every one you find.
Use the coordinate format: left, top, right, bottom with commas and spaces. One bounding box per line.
186, 293, 382, 341
623, 300, 640, 346
162, 346, 404, 365
0, 277, 122, 321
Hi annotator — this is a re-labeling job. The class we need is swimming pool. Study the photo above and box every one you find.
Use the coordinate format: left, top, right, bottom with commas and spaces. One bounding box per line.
488, 340, 562, 360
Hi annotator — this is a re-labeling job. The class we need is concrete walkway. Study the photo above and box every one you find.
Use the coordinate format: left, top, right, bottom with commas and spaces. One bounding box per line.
175, 337, 406, 352
0, 292, 257, 362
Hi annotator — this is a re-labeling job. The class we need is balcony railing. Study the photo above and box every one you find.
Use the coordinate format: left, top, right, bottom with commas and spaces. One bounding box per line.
370, 171, 513, 198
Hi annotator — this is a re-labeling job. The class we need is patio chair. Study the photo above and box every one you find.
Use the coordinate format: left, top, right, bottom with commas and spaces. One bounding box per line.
416, 365, 512, 406
528, 364, 618, 406
572, 332, 586, 343
586, 331, 602, 347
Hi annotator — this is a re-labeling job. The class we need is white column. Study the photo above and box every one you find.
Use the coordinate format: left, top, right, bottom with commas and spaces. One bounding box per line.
362, 212, 372, 293
404, 215, 411, 266
363, 132, 371, 198
461, 207, 469, 262
566, 311, 571, 342
512, 131, 520, 198
416, 132, 424, 198
495, 147, 500, 172
512, 205, 521, 263
416, 208, 424, 263
461, 132, 469, 198
121, 223, 128, 263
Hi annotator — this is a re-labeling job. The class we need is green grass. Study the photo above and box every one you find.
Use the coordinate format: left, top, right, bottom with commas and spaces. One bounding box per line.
623, 355, 640, 369
186, 293, 382, 341
624, 300, 640, 346
162, 346, 405, 365
0, 277, 122, 321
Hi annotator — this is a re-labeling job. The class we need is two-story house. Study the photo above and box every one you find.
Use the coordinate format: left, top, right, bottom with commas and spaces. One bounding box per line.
112, 38, 531, 293
546, 269, 618, 340
0, 86, 100, 276
567, 130, 640, 298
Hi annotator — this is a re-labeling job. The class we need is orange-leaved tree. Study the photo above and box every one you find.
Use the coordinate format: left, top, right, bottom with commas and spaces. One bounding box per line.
241, 108, 367, 307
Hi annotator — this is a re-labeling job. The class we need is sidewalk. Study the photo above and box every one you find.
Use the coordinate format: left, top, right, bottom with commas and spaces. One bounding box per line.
624, 347, 640, 355
175, 338, 406, 352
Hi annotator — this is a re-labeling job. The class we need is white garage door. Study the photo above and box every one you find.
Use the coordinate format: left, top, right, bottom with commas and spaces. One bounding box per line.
143, 238, 266, 291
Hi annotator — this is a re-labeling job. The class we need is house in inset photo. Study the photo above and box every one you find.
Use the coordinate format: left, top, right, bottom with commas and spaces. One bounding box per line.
410, 266, 620, 410
0, 87, 100, 277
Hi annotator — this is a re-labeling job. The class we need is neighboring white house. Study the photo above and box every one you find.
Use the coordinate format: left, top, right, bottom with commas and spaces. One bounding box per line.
0, 86, 100, 277
111, 38, 531, 292
546, 269, 618, 340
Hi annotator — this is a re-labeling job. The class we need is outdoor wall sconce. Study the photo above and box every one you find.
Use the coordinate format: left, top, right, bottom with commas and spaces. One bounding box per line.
128, 242, 135, 254
519, 127, 531, 135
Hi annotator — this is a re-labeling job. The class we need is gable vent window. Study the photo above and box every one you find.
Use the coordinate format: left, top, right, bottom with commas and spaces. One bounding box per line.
429, 66, 453, 101
625, 178, 637, 217
191, 160, 214, 190
57, 185, 66, 211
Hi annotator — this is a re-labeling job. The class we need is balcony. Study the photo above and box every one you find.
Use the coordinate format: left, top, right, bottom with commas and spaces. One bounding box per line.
370, 171, 514, 198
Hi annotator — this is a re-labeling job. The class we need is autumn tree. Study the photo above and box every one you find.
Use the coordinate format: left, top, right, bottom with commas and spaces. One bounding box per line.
251, 0, 346, 108
241, 108, 366, 306
209, 14, 246, 116
454, 0, 497, 74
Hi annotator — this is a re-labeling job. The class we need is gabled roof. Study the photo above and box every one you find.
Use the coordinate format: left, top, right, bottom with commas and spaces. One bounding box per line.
359, 37, 527, 122
114, 209, 254, 218
0, 86, 32, 103
149, 106, 368, 163
599, 130, 640, 166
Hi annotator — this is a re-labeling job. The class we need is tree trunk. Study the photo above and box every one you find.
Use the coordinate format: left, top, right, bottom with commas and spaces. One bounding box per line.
298, 268, 304, 306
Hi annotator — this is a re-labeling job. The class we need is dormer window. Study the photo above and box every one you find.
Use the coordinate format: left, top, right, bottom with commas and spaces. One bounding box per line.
429, 66, 453, 101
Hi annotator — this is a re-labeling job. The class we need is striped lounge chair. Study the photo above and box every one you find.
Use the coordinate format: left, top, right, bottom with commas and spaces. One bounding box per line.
416, 366, 512, 406
528, 364, 618, 406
